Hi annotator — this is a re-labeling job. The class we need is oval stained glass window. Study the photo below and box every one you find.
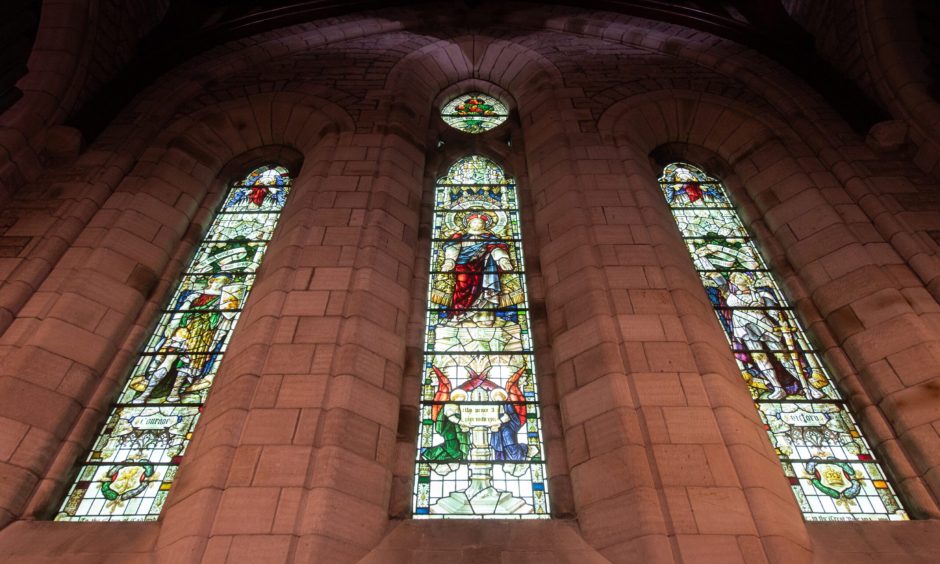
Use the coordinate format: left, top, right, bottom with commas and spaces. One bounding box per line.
441, 93, 508, 134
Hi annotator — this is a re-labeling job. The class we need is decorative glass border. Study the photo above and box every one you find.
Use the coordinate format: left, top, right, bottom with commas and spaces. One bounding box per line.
659, 162, 908, 521
413, 156, 550, 518
441, 93, 509, 134
56, 165, 292, 521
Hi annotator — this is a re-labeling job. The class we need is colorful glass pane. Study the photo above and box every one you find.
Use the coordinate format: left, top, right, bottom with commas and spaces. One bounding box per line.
413, 156, 550, 518
441, 93, 509, 134
56, 165, 292, 521
659, 162, 907, 521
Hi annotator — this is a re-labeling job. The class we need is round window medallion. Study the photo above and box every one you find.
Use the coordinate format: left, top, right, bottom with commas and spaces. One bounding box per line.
441, 92, 508, 134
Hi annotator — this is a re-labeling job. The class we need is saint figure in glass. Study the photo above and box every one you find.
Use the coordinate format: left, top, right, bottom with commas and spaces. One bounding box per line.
56, 165, 292, 521
659, 162, 907, 521
414, 155, 549, 518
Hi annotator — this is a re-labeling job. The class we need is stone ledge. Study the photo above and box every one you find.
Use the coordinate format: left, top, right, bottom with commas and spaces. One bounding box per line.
359, 518, 609, 563
0, 519, 159, 560
808, 519, 940, 563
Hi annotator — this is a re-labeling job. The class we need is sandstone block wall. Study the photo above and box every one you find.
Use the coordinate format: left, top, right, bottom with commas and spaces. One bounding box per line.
0, 3, 938, 563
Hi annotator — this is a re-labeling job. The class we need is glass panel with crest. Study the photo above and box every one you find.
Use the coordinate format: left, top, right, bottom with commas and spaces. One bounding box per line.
413, 155, 550, 518
56, 165, 292, 521
659, 162, 907, 521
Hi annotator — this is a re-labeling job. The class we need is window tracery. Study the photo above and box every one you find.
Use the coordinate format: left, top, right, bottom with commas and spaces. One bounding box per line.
56, 165, 293, 521
440, 93, 509, 134
659, 162, 907, 520
413, 155, 550, 518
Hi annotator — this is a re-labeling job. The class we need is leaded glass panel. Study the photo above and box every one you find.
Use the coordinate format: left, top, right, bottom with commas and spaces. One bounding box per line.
659, 162, 907, 521
56, 165, 292, 521
441, 93, 509, 134
413, 155, 550, 518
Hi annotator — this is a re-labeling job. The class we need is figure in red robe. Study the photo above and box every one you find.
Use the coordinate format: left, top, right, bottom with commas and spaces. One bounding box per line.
440, 213, 513, 320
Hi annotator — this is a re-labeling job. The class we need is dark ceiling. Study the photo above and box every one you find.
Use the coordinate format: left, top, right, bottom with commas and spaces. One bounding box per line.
0, 0, 41, 113
2, 0, 912, 141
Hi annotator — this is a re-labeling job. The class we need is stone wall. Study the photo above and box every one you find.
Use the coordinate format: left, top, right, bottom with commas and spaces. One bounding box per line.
0, 3, 938, 563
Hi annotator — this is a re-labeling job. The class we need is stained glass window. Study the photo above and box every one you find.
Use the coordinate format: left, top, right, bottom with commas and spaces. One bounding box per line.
441, 93, 508, 134
56, 165, 292, 521
659, 162, 908, 521
413, 155, 550, 518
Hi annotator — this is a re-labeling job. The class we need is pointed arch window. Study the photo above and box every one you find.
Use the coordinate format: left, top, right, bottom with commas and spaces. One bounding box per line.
659, 162, 907, 520
412, 156, 550, 518
56, 165, 293, 521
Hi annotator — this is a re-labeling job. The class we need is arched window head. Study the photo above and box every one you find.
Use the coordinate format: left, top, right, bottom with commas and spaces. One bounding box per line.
413, 155, 550, 518
56, 165, 293, 521
659, 162, 908, 520
441, 93, 508, 134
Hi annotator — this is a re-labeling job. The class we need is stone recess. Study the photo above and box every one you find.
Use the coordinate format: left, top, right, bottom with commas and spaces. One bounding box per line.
0, 2, 939, 564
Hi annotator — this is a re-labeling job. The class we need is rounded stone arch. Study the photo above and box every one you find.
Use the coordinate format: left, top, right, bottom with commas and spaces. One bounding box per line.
597, 89, 794, 158
599, 89, 940, 518
144, 89, 354, 176
16, 89, 354, 532
64, 14, 401, 170
383, 33, 565, 98
597, 89, 865, 255
0, 15, 370, 342
379, 33, 566, 136
561, 8, 940, 306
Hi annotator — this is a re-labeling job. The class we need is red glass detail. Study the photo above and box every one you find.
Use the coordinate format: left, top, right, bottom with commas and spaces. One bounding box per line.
683, 182, 703, 202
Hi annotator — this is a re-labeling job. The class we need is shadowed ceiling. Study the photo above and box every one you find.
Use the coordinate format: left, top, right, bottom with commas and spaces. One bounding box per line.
6, 0, 923, 140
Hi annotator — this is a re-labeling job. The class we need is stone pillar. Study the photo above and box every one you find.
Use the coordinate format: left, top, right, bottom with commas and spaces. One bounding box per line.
146, 130, 427, 562
0, 145, 214, 529
523, 99, 677, 562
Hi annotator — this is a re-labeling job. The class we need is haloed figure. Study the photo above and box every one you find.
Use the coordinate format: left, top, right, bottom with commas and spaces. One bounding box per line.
440, 213, 514, 321
138, 274, 240, 402
718, 271, 824, 401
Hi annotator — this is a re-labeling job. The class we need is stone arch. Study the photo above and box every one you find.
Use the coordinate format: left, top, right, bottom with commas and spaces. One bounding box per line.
546, 10, 940, 303
379, 33, 566, 136
378, 35, 580, 526
599, 90, 940, 519
6, 91, 353, 540
0, 88, 354, 340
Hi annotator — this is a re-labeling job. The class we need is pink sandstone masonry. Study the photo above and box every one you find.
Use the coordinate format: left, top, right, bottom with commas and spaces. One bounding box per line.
0, 2, 938, 562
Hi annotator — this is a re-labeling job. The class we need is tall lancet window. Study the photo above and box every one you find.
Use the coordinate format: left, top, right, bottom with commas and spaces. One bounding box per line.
659, 162, 907, 520
413, 156, 550, 518
56, 165, 293, 521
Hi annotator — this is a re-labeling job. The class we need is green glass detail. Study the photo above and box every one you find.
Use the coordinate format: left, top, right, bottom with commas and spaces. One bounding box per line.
56, 165, 292, 521
441, 93, 509, 134
660, 162, 907, 521
413, 156, 550, 518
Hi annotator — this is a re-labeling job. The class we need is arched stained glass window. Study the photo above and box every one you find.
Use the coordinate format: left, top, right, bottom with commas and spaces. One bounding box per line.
56, 165, 293, 521
659, 162, 908, 521
413, 155, 550, 518
441, 93, 508, 134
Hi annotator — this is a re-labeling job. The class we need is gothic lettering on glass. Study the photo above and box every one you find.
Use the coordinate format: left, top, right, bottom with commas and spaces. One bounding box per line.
659, 162, 907, 521
413, 155, 550, 518
441, 93, 509, 134
56, 165, 292, 521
